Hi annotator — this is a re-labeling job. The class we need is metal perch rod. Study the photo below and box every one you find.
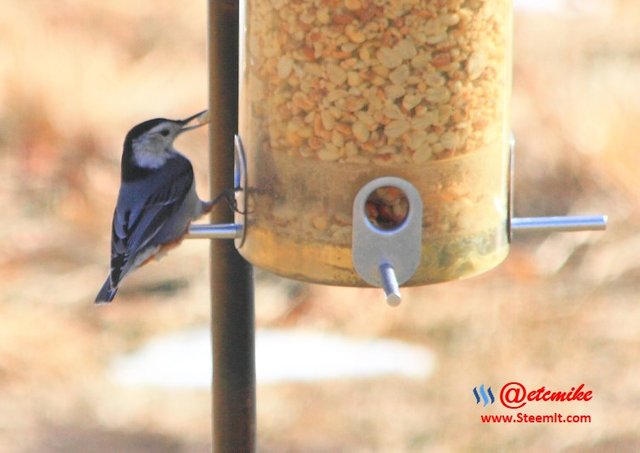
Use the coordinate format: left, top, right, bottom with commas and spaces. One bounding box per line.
186, 215, 607, 240
186, 223, 243, 239
510, 215, 607, 233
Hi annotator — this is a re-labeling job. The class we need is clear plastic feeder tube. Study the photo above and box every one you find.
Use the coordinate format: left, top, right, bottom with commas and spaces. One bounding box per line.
238, 0, 513, 285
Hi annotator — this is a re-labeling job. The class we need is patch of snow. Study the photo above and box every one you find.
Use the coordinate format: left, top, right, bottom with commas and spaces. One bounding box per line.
110, 328, 436, 389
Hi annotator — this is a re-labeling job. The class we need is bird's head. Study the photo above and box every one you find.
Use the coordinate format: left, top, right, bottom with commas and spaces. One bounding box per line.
122, 110, 209, 177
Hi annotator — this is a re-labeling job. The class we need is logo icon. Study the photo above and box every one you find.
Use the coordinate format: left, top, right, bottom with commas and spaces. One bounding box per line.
473, 385, 495, 407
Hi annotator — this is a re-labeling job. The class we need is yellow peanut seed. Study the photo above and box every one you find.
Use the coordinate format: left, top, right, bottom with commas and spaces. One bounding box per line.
345, 25, 366, 44
467, 50, 488, 80
316, 7, 330, 24
425, 87, 451, 104
383, 104, 405, 120
345, 0, 361, 11
440, 131, 459, 149
331, 130, 345, 147
394, 39, 417, 60
292, 92, 315, 111
297, 126, 313, 138
327, 63, 347, 85
347, 71, 361, 87
389, 64, 410, 85
376, 47, 402, 69
320, 110, 335, 131
402, 94, 421, 111
384, 84, 405, 100
384, 120, 410, 139
344, 141, 358, 157
317, 145, 341, 161
352, 121, 370, 142
356, 111, 376, 127
277, 56, 293, 79
412, 146, 433, 164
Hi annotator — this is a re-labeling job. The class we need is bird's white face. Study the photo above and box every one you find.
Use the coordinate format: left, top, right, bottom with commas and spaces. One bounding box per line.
131, 121, 182, 169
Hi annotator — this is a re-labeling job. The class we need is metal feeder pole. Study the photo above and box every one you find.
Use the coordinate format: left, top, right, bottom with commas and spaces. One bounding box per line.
208, 1, 256, 451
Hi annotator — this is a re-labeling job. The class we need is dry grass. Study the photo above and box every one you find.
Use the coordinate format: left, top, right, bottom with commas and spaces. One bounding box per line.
1, 1, 640, 451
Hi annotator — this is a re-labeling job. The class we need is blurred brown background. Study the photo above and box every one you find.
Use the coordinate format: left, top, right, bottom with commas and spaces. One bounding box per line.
1, 1, 639, 451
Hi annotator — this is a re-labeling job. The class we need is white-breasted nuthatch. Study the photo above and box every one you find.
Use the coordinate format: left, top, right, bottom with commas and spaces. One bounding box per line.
95, 110, 214, 303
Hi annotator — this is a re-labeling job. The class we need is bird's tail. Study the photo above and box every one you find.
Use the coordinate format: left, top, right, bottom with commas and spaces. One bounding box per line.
95, 277, 118, 304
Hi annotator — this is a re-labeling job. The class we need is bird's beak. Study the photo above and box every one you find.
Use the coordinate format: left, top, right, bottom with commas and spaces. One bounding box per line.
179, 110, 209, 133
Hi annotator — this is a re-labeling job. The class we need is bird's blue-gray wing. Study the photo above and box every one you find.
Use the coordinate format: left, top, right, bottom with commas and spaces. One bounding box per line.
109, 161, 194, 286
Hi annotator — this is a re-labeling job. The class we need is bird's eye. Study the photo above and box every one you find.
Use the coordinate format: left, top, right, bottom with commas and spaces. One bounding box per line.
159, 129, 170, 137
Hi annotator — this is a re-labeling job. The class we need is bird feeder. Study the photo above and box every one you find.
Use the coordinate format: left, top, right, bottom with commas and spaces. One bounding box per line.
196, 0, 606, 304
200, 2, 605, 449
